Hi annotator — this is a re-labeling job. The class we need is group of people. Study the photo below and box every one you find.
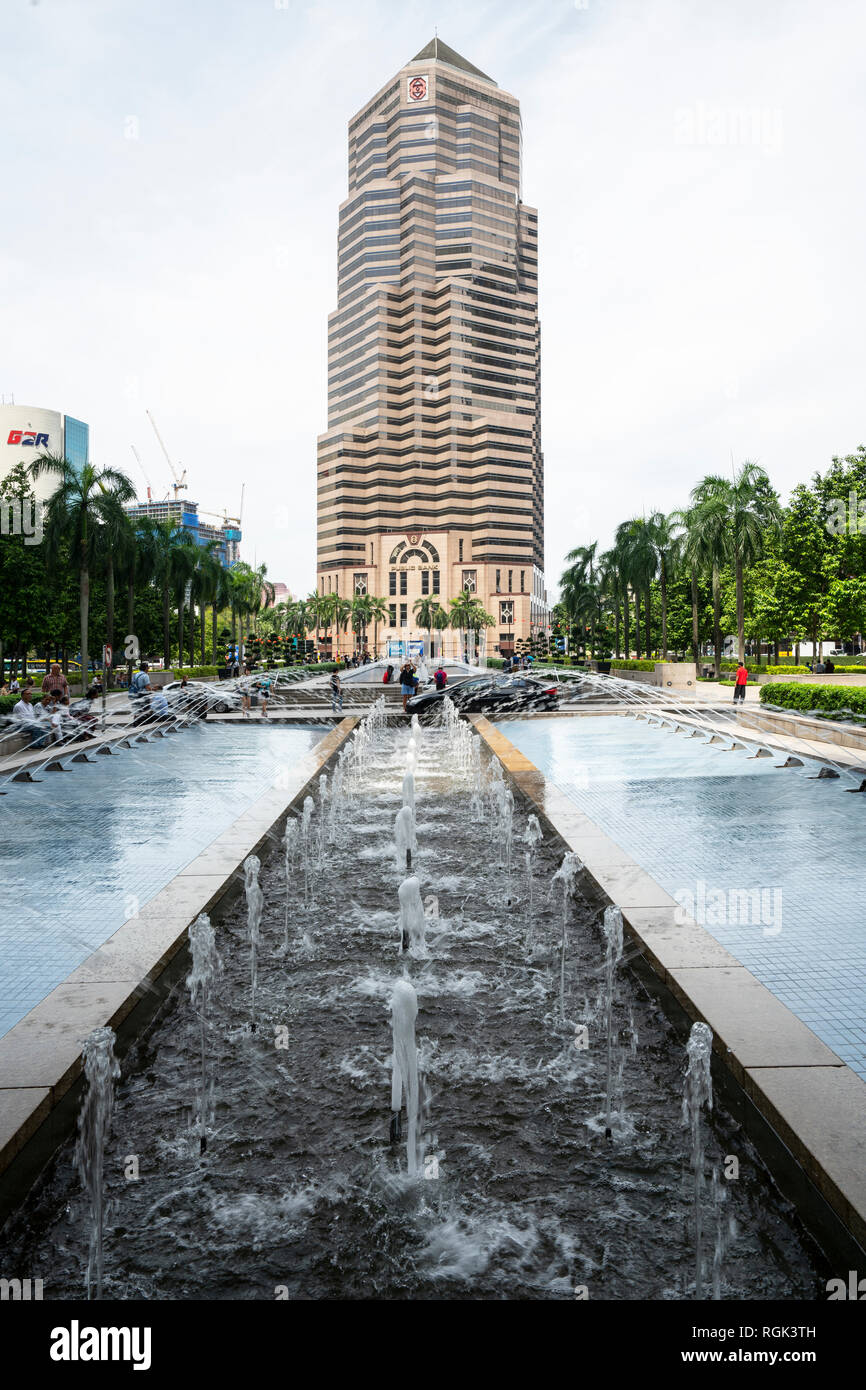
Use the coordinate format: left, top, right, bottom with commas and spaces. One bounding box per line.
7, 664, 96, 748
502, 654, 534, 673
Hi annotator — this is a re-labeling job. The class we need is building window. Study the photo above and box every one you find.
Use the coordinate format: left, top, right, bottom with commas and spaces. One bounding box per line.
399, 603, 407, 627
389, 603, 397, 628
421, 570, 429, 595
400, 571, 407, 596
462, 570, 476, 593
495, 569, 501, 593
432, 569, 440, 593
507, 570, 513, 593
354, 573, 368, 596
500, 601, 514, 625
389, 571, 397, 596
327, 575, 331, 593
520, 570, 525, 592
458, 539, 464, 561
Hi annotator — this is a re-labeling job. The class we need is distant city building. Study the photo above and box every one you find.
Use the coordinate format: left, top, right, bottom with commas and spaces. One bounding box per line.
125, 496, 242, 567
0, 404, 90, 498
316, 38, 548, 655
269, 582, 291, 605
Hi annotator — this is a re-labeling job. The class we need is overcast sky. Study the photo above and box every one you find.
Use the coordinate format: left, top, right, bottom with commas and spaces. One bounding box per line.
2, 0, 864, 597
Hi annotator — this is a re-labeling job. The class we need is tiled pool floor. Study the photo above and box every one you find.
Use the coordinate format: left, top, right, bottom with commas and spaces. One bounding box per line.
500, 716, 866, 1079
0, 724, 325, 1039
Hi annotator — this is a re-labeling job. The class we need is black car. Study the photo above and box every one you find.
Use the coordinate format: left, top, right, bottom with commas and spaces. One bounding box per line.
406, 673, 559, 717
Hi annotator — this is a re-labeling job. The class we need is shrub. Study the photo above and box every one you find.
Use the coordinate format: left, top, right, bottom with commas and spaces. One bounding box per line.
765, 665, 809, 675
760, 682, 866, 719
611, 659, 656, 671
171, 666, 220, 681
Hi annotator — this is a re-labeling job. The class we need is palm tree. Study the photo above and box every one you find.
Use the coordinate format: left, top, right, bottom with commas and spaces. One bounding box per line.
28, 454, 136, 691
431, 603, 450, 660
146, 518, 196, 670
413, 596, 444, 661
645, 511, 678, 661
366, 594, 389, 660
192, 541, 223, 666
561, 543, 603, 659
323, 592, 351, 660
449, 592, 494, 664
678, 491, 725, 677
350, 593, 373, 654
116, 511, 155, 684
693, 463, 783, 663
94, 482, 138, 660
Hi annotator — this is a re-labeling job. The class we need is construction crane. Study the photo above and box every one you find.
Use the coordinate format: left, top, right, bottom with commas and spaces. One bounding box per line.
145, 409, 188, 499
129, 445, 153, 502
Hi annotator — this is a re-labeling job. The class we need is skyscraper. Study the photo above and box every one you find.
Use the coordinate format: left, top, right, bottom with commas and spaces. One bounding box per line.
316, 38, 547, 657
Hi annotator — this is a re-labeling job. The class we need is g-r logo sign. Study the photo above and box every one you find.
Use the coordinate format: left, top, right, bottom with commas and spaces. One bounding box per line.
7, 431, 50, 447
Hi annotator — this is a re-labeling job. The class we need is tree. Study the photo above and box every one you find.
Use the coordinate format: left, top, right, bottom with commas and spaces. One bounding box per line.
695, 463, 782, 662
143, 517, 197, 670
413, 597, 445, 660
366, 594, 389, 660
448, 593, 494, 664
28, 454, 136, 689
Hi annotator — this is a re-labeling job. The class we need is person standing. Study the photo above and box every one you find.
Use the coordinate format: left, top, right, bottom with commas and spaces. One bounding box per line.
733, 661, 748, 702
400, 661, 416, 713
434, 663, 447, 691
329, 669, 343, 713
240, 666, 253, 719
259, 674, 271, 718
41, 663, 70, 707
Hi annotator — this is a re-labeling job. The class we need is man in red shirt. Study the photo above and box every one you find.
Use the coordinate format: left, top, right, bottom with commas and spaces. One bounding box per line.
41, 663, 70, 706
733, 661, 748, 702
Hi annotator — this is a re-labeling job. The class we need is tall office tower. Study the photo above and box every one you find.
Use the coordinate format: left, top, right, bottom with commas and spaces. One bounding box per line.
316, 38, 547, 657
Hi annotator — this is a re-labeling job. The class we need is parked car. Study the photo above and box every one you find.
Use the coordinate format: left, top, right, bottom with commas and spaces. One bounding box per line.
407, 673, 560, 718
163, 681, 241, 714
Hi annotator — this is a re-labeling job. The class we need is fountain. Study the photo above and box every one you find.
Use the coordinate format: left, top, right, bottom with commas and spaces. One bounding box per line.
281, 819, 299, 952
301, 795, 315, 906
3, 717, 825, 1303
389, 978, 420, 1175
244, 854, 264, 1031
553, 852, 583, 1020
398, 875, 427, 957
682, 1020, 714, 1298
522, 814, 543, 950
602, 904, 624, 1138
186, 913, 220, 1153
395, 804, 416, 872
402, 768, 415, 814
316, 773, 329, 869
74, 1026, 120, 1299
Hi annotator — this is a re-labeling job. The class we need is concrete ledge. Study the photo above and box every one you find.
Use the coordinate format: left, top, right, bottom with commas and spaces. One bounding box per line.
741, 704, 866, 755
470, 713, 866, 1261
0, 717, 358, 1188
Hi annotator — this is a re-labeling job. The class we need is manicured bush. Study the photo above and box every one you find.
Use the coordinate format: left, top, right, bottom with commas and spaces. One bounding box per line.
611, 659, 656, 671
761, 682, 866, 719
171, 666, 220, 681
766, 665, 809, 675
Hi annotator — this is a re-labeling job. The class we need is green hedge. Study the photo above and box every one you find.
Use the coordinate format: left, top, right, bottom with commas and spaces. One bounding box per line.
761, 682, 866, 719
611, 659, 656, 671
170, 666, 219, 680
766, 665, 809, 675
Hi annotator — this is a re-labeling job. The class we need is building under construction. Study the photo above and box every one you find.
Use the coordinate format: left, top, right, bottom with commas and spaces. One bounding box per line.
125, 497, 242, 567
